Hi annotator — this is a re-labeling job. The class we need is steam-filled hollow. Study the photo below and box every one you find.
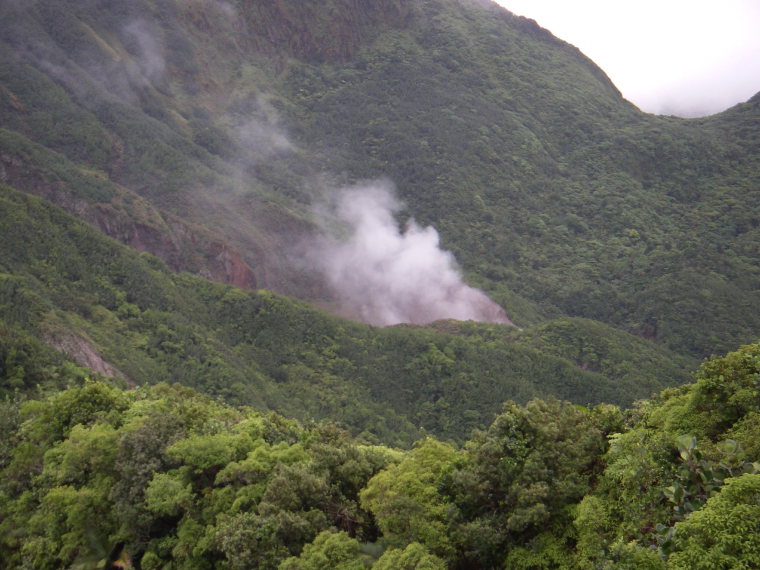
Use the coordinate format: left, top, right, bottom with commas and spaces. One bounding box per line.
306, 182, 513, 327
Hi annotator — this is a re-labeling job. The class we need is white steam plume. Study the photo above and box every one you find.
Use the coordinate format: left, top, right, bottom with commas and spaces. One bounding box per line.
236, 116, 294, 162
122, 20, 166, 85
309, 182, 513, 327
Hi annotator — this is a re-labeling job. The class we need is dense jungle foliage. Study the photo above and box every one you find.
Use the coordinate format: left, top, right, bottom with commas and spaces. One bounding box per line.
1, 343, 760, 569
1, 0, 759, 360
0, 186, 691, 446
1, 0, 760, 567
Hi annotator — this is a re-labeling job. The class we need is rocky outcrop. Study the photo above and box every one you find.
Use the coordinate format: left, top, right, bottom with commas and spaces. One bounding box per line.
0, 151, 257, 290
90, 201, 258, 290
44, 327, 132, 384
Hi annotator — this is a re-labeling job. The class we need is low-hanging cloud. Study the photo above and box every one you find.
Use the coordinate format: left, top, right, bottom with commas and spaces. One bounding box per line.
236, 116, 295, 162
308, 182, 513, 327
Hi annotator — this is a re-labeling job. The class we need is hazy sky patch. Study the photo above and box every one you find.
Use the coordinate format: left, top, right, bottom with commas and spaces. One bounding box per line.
495, 0, 760, 116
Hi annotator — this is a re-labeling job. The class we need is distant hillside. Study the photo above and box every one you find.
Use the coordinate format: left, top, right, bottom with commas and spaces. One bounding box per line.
1, 0, 759, 361
0, 185, 692, 445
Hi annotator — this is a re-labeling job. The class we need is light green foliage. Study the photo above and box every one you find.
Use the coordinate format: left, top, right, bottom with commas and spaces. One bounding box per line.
575, 343, 760, 566
683, 343, 760, 438
1, 343, 760, 569
597, 421, 677, 541
215, 441, 308, 487
655, 434, 760, 557
444, 398, 608, 567
41, 422, 118, 489
574, 495, 613, 566
278, 530, 368, 570
726, 410, 760, 460
360, 438, 458, 557
667, 474, 760, 569
503, 533, 577, 570
144, 472, 193, 517
25, 485, 111, 569
0, 379, 129, 501
0, 381, 326, 569
371, 542, 446, 570
603, 540, 665, 570
166, 432, 256, 473
638, 344, 760, 442
662, 435, 740, 522
18, 379, 130, 445
140, 550, 162, 570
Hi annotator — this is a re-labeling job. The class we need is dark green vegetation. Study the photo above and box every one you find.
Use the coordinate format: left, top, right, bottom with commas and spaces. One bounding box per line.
0, 186, 691, 446
1, 0, 759, 359
282, 2, 760, 357
2, 344, 760, 569
2, 0, 760, 567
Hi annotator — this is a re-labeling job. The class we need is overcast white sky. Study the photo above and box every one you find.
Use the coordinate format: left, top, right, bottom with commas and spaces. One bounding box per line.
494, 0, 760, 117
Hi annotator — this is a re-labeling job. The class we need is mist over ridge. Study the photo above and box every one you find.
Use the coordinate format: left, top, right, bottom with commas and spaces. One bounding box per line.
1, 0, 759, 357
307, 182, 513, 327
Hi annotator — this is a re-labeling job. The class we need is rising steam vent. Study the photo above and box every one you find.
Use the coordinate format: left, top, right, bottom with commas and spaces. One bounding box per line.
308, 182, 514, 327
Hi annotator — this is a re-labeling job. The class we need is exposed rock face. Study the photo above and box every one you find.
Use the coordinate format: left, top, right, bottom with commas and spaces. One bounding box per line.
204, 242, 259, 289
44, 328, 132, 384
0, 152, 257, 290
90, 203, 258, 289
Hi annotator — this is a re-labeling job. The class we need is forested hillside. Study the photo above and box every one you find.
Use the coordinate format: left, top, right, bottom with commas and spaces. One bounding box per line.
0, 186, 690, 446
2, 0, 760, 567
2, 344, 760, 569
2, 0, 759, 359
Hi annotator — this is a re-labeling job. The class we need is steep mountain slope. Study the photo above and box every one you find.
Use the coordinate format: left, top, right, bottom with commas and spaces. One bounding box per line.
0, 185, 691, 445
279, 0, 760, 355
1, 0, 759, 361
